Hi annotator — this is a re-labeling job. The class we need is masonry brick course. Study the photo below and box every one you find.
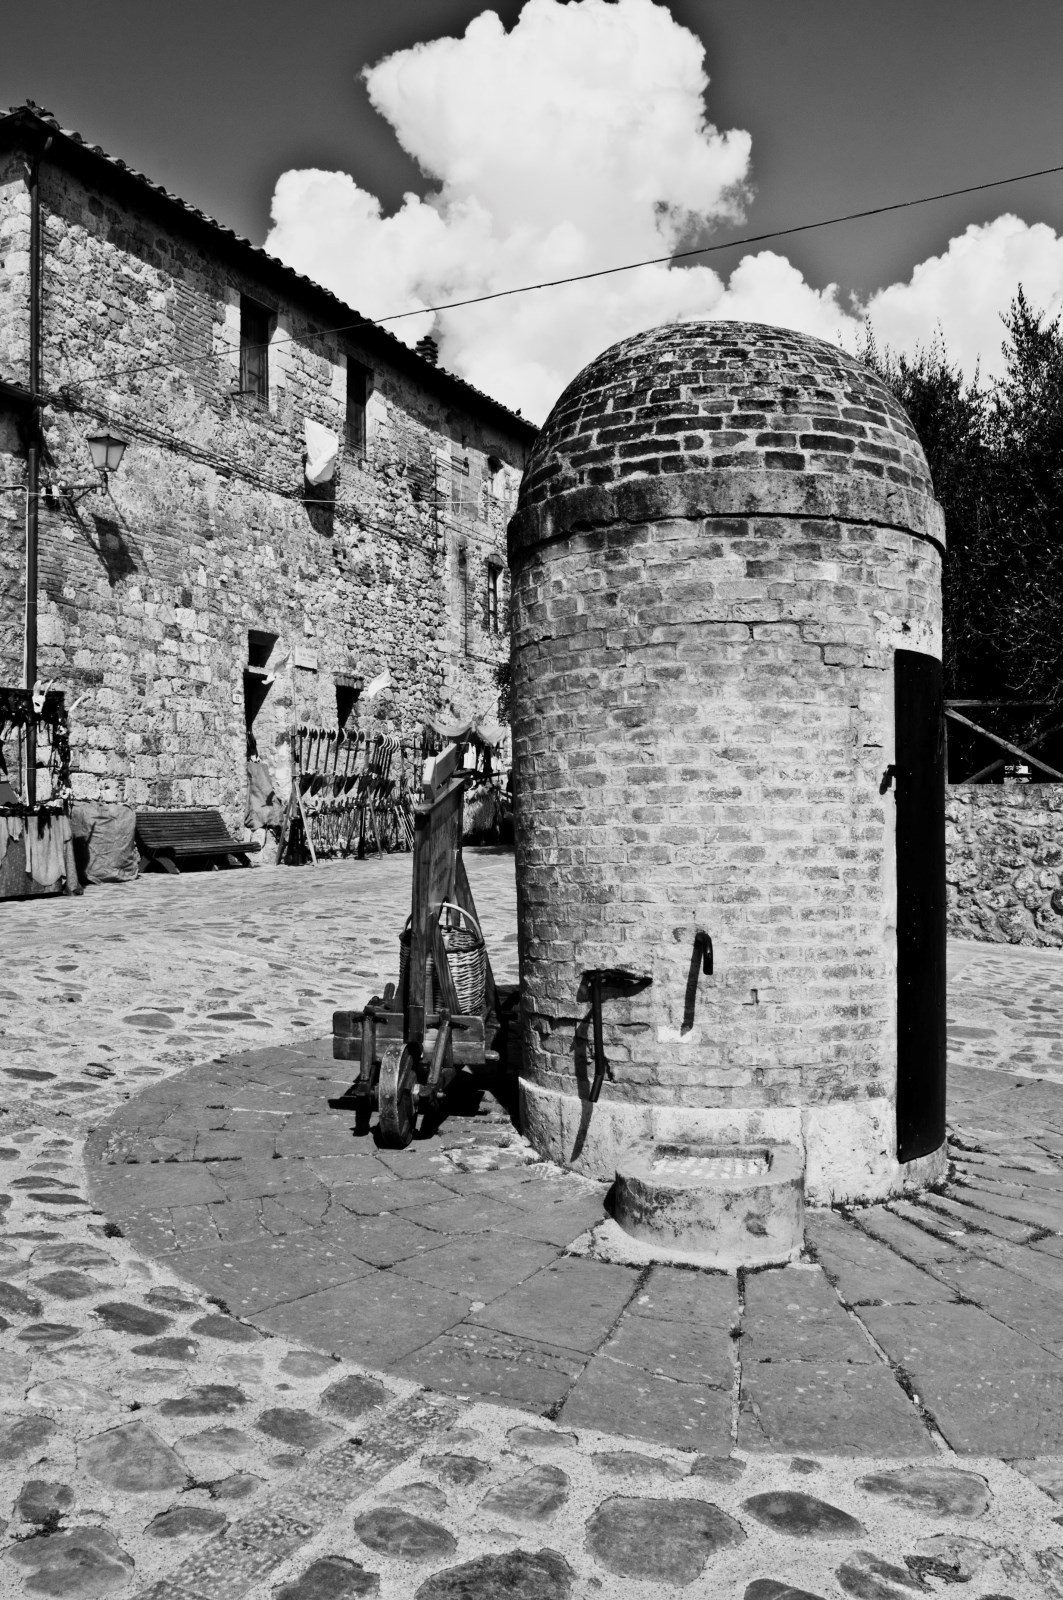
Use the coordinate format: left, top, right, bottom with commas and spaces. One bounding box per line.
508, 321, 944, 1194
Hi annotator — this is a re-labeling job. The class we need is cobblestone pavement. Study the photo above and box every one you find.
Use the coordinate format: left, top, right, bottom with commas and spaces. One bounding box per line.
0, 851, 519, 1129
1, 859, 1063, 1597
949, 938, 1063, 1082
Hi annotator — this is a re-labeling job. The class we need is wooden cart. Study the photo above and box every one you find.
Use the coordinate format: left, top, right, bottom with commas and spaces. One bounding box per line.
329, 767, 511, 1145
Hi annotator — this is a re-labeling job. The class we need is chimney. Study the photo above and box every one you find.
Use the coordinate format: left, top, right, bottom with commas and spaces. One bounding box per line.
415, 335, 439, 366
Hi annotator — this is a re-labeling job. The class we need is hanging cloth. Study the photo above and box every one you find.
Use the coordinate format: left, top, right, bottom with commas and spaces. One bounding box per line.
0, 813, 23, 868
304, 418, 339, 485
23, 810, 71, 888
245, 759, 284, 830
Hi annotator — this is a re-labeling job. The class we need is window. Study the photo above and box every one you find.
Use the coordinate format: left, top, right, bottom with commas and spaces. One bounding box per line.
243, 629, 278, 756
240, 297, 272, 401
487, 562, 502, 635
247, 629, 277, 669
346, 360, 372, 455
457, 543, 469, 655
451, 451, 470, 514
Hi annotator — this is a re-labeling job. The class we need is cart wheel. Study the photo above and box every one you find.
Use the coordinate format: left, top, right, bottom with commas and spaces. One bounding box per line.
378, 1043, 417, 1147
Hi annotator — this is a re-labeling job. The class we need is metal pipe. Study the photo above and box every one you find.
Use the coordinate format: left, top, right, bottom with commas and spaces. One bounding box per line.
23, 138, 49, 806
582, 964, 653, 1103
588, 972, 607, 1103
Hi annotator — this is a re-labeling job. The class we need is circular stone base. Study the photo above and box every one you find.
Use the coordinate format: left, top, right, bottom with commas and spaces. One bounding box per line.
613, 1142, 804, 1269
519, 1079, 948, 1205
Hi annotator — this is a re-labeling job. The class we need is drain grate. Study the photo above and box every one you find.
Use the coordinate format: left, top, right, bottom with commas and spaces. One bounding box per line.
648, 1143, 773, 1183
652, 1151, 769, 1181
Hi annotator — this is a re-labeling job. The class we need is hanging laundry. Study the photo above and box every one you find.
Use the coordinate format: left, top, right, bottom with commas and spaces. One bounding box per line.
0, 813, 24, 870
304, 418, 339, 485
245, 759, 284, 830
365, 668, 393, 701
23, 810, 72, 889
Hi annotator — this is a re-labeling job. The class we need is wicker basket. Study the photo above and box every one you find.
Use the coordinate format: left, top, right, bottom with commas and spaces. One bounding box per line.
398, 903, 486, 1016
439, 903, 487, 1015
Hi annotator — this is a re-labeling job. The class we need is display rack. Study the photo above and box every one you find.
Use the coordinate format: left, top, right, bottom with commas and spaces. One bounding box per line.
277, 727, 414, 865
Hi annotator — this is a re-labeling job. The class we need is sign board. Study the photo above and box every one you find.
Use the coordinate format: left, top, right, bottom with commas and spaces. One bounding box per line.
293, 645, 318, 672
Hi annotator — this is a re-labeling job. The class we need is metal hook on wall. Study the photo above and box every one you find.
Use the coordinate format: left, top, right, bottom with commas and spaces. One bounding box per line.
681, 927, 713, 1036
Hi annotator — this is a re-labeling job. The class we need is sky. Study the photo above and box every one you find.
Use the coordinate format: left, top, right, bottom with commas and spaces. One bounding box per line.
5, 0, 1063, 421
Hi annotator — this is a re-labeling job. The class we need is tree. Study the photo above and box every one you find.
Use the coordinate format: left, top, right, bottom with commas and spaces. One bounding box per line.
865, 298, 1063, 709
859, 325, 995, 701
987, 291, 1063, 705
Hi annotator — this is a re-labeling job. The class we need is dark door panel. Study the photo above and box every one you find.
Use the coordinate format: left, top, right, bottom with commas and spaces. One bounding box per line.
894, 649, 946, 1162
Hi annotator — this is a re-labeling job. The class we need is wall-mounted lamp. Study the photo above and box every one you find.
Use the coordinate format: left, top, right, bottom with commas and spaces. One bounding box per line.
85, 431, 128, 482
57, 429, 128, 500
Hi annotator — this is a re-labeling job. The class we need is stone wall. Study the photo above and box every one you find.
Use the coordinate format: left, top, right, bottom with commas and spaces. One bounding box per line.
947, 784, 1063, 946
0, 140, 527, 831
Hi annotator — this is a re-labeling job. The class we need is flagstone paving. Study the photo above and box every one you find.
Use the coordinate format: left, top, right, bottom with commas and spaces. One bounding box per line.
1, 857, 1063, 1595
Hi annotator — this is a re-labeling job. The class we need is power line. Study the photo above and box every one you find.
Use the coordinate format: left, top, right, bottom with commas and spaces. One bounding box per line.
57, 156, 1063, 396
365, 159, 1063, 320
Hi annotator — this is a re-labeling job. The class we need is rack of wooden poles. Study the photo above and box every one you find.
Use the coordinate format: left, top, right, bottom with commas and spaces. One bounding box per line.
278, 725, 415, 865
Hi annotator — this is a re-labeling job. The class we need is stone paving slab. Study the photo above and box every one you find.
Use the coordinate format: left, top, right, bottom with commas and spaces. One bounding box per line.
805, 1209, 956, 1305
738, 1362, 939, 1456
742, 1264, 876, 1366
628, 1268, 739, 1329
162, 1237, 375, 1319
394, 1325, 586, 1411
934, 1253, 1063, 1356
468, 1258, 640, 1355
560, 1355, 735, 1453
388, 1232, 560, 1299
592, 1306, 734, 1389
861, 1298, 1063, 1374
256, 1276, 475, 1369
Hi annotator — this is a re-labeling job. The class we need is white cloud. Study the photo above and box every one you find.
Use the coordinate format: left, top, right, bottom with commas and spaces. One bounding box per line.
266, 0, 752, 418
862, 215, 1063, 381
712, 251, 851, 346
266, 0, 1063, 420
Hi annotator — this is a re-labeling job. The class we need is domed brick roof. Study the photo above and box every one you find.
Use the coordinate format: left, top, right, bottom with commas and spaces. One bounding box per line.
509, 320, 941, 556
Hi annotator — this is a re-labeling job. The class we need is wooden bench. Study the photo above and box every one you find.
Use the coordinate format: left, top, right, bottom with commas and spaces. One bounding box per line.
135, 808, 261, 873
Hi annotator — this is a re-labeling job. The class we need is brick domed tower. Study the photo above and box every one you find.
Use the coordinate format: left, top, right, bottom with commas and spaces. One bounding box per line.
507, 320, 946, 1212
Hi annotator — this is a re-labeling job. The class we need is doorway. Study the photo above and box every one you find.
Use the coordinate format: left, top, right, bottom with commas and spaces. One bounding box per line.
894, 648, 947, 1162
243, 629, 278, 757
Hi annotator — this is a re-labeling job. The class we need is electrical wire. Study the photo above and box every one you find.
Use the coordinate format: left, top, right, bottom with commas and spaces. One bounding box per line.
38, 383, 481, 556
59, 156, 1063, 395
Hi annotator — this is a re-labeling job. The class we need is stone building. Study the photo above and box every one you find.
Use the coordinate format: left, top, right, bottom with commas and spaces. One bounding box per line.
0, 103, 534, 827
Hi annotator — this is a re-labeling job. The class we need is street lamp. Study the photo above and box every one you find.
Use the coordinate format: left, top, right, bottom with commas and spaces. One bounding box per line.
84, 430, 128, 489
59, 430, 129, 500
